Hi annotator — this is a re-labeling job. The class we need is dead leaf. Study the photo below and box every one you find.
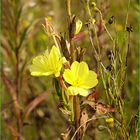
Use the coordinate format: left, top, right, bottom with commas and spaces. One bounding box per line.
80, 109, 89, 137
61, 126, 73, 140
86, 90, 100, 101
95, 102, 115, 115
82, 100, 96, 109
82, 90, 100, 108
59, 107, 71, 116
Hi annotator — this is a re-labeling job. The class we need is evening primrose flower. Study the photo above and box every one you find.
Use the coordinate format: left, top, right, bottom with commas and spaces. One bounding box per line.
30, 46, 63, 77
63, 61, 98, 96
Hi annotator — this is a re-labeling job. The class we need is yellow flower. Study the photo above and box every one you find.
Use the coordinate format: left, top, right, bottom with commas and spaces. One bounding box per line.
116, 24, 123, 31
30, 46, 63, 77
63, 61, 98, 96
105, 118, 114, 127
75, 19, 83, 35
92, 19, 96, 25
105, 118, 114, 123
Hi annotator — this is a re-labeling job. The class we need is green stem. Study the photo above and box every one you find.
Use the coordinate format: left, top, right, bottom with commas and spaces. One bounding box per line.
66, 0, 72, 19
52, 35, 59, 49
97, 9, 114, 42
124, 0, 131, 30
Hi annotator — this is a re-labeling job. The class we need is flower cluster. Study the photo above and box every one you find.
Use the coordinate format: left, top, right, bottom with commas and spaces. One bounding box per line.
30, 46, 98, 96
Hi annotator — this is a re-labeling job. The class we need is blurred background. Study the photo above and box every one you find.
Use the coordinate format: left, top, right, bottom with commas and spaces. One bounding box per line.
1, 0, 139, 140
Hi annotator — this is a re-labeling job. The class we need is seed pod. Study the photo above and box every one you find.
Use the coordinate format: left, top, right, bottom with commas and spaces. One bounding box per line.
75, 47, 85, 62
106, 64, 112, 71
126, 25, 133, 32
69, 15, 76, 38
106, 49, 112, 60
108, 16, 115, 24
60, 36, 70, 60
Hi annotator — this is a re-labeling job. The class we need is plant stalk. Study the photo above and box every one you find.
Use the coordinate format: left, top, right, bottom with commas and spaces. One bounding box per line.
74, 96, 81, 140
66, 0, 81, 139
15, 50, 22, 140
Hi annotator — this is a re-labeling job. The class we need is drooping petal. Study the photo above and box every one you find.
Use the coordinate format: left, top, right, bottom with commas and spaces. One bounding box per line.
67, 86, 89, 96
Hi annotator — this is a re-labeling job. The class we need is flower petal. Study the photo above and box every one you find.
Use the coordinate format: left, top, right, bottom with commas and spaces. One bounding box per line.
48, 46, 60, 70
77, 62, 89, 84
75, 19, 83, 35
30, 45, 62, 77
30, 55, 53, 76
63, 69, 74, 85
67, 86, 89, 96
71, 61, 79, 81
79, 70, 98, 89
70, 61, 89, 85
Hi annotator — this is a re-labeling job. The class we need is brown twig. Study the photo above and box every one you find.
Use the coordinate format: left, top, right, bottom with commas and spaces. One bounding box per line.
74, 96, 81, 140
2, 112, 19, 140
24, 92, 48, 119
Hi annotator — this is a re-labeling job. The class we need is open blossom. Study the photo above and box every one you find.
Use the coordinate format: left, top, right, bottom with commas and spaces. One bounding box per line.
30, 46, 63, 77
63, 61, 98, 96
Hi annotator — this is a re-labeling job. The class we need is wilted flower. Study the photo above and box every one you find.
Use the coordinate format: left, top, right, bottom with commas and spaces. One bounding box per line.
63, 61, 98, 96
30, 46, 63, 77
72, 31, 87, 42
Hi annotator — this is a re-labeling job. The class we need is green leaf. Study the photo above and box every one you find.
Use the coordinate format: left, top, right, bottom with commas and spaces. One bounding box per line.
54, 79, 62, 98
18, 23, 32, 49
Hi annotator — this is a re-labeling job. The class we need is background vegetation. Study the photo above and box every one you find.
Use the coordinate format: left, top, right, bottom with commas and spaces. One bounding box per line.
1, 0, 139, 140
